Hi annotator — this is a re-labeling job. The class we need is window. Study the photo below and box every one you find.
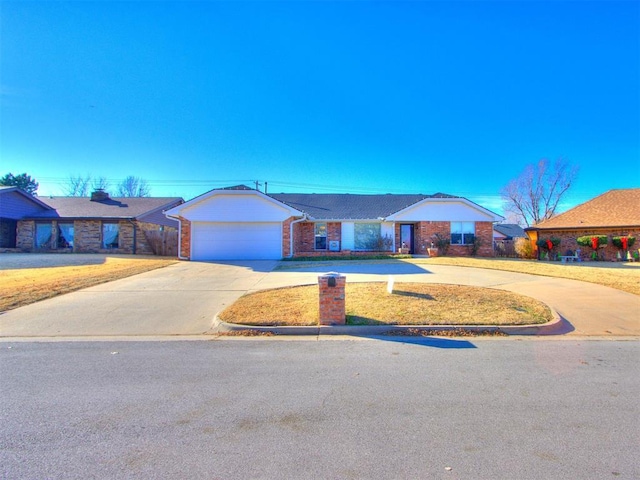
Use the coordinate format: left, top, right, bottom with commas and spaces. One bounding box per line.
451, 222, 475, 245
102, 222, 119, 249
58, 223, 74, 248
35, 223, 52, 249
315, 223, 327, 250
354, 223, 381, 250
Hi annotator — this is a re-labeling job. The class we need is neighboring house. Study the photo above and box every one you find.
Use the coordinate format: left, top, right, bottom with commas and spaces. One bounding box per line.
0, 186, 54, 248
493, 223, 526, 241
525, 188, 640, 260
13, 190, 183, 255
164, 185, 504, 261
493, 223, 526, 257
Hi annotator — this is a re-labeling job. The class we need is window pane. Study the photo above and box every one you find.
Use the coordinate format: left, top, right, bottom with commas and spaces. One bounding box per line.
451, 233, 463, 245
450, 222, 462, 234
354, 223, 381, 250
315, 223, 327, 250
102, 223, 119, 249
315, 236, 327, 250
58, 223, 74, 248
462, 222, 475, 234
35, 223, 52, 248
464, 233, 475, 245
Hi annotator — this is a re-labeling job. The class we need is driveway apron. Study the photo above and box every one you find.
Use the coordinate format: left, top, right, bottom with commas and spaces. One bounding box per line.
0, 261, 278, 336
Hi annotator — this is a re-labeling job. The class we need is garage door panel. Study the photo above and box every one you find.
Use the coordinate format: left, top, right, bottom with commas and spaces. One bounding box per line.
192, 222, 282, 260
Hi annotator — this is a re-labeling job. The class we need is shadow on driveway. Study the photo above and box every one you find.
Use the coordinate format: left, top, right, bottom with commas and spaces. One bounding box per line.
192, 260, 280, 273
276, 259, 432, 275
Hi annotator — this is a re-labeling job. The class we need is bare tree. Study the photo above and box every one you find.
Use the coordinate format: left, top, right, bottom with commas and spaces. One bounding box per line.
91, 176, 111, 193
64, 175, 91, 196
117, 176, 151, 197
501, 158, 578, 227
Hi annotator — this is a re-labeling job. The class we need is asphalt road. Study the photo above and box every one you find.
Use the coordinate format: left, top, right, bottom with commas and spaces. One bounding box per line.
1, 338, 638, 480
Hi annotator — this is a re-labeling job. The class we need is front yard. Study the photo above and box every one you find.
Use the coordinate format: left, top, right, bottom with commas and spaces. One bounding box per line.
0, 254, 177, 311
1, 253, 637, 316
279, 256, 640, 296
219, 282, 553, 326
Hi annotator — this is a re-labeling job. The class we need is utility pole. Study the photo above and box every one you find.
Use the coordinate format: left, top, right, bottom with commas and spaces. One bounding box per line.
254, 181, 262, 192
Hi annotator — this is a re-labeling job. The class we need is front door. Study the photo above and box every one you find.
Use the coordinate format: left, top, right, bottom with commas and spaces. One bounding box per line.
400, 224, 414, 254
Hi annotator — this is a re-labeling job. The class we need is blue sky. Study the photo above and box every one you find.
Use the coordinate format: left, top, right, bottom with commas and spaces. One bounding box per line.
1, 0, 638, 217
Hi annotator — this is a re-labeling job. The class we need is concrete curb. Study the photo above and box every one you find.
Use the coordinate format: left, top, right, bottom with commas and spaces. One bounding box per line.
209, 306, 563, 336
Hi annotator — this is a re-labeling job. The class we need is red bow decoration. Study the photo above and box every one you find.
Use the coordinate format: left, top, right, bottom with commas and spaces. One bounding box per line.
591, 237, 598, 250
622, 237, 628, 250
546, 240, 553, 251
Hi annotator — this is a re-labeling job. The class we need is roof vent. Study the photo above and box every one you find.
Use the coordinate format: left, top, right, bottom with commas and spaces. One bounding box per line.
91, 189, 109, 202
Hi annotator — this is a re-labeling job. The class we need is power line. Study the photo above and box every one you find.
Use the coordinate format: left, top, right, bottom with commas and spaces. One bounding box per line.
34, 175, 506, 198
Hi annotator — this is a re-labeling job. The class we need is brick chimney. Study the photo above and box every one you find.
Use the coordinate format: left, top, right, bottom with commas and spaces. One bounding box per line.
90, 189, 109, 202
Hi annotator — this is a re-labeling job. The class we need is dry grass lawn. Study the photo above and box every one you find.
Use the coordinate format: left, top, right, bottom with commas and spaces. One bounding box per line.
279, 256, 640, 296
219, 282, 552, 326
415, 257, 640, 296
0, 256, 177, 311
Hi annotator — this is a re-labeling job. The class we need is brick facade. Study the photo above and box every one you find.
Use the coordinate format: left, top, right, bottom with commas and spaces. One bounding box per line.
293, 221, 342, 255
392, 221, 494, 257
288, 220, 496, 258
178, 216, 191, 260
15, 219, 176, 255
318, 274, 346, 325
531, 227, 640, 261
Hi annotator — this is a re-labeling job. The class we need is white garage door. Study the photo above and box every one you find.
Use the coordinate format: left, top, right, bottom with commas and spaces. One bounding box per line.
191, 222, 283, 260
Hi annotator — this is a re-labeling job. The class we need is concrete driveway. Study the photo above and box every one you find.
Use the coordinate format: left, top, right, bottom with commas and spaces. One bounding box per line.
1, 257, 638, 337
0, 260, 278, 336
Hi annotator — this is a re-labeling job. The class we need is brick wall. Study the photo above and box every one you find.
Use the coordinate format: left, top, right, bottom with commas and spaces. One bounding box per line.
318, 274, 346, 325
178, 216, 191, 260
327, 222, 341, 245
477, 221, 495, 257
534, 228, 640, 261
282, 217, 293, 257
415, 221, 450, 255
16, 220, 34, 250
16, 219, 173, 255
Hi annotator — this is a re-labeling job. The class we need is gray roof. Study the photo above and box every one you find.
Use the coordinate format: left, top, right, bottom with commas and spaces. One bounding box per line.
269, 192, 458, 220
25, 195, 183, 220
0, 186, 54, 211
494, 223, 526, 238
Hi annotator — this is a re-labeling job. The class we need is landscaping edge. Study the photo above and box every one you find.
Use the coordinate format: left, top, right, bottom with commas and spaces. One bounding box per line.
208, 306, 563, 336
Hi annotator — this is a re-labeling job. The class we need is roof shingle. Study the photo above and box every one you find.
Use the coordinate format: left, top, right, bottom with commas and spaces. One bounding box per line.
531, 189, 640, 229
25, 196, 183, 220
269, 193, 457, 220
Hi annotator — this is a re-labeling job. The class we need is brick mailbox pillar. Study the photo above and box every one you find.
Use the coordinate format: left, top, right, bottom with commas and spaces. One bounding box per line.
318, 272, 346, 326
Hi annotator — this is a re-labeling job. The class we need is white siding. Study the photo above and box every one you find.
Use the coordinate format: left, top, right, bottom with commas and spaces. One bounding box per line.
391, 200, 495, 222
341, 222, 355, 250
181, 194, 294, 222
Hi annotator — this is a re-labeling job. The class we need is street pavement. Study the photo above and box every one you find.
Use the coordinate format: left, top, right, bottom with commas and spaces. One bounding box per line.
0, 258, 638, 337
1, 338, 638, 479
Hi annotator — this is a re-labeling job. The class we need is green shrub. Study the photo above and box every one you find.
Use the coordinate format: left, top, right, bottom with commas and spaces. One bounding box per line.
535, 237, 561, 251
611, 236, 636, 249
576, 235, 608, 249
